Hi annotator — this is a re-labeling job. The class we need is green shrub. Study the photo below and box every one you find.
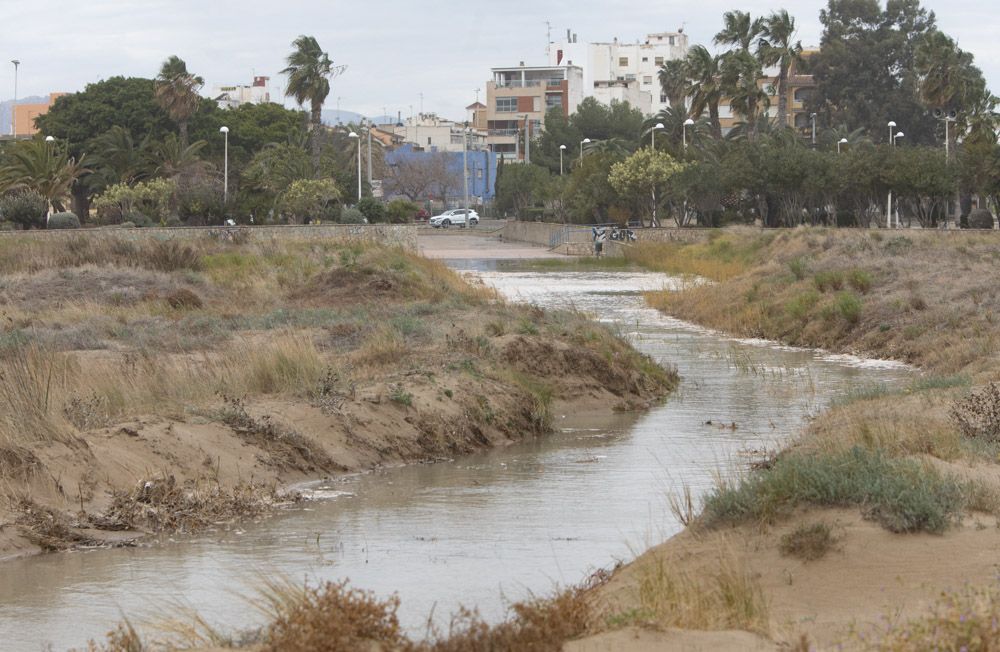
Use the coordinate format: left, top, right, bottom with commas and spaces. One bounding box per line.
846, 269, 874, 293
0, 190, 47, 229
357, 197, 387, 223
47, 212, 81, 229
813, 270, 844, 292
339, 207, 366, 224
164, 215, 183, 228
385, 199, 419, 224
835, 291, 862, 323
703, 447, 965, 534
123, 211, 152, 228
785, 290, 820, 320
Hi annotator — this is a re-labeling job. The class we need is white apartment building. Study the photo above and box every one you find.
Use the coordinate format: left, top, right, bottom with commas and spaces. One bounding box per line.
213, 76, 271, 109
547, 29, 689, 115
390, 113, 486, 153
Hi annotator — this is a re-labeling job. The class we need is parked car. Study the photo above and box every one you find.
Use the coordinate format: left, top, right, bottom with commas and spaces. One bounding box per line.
429, 209, 480, 228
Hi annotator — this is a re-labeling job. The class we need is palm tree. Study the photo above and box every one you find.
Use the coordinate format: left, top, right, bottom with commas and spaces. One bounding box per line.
714, 10, 764, 52
759, 10, 803, 129
282, 35, 345, 176
721, 50, 771, 136
148, 134, 211, 180
154, 56, 204, 150
0, 139, 88, 212
87, 126, 154, 191
658, 59, 688, 111
684, 46, 724, 139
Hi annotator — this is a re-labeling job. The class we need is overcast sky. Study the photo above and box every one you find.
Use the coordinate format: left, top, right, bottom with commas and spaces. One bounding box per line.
1, 0, 996, 121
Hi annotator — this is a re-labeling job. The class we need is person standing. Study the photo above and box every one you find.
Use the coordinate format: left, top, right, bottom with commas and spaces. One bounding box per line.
592, 225, 607, 257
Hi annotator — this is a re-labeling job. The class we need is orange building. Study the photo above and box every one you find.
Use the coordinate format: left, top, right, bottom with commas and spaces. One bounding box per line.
13, 93, 66, 137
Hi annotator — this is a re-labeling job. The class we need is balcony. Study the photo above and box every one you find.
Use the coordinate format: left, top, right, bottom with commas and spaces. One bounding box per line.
488, 128, 519, 137
495, 80, 542, 88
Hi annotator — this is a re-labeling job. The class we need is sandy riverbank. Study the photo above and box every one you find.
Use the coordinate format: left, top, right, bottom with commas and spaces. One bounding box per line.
0, 233, 674, 565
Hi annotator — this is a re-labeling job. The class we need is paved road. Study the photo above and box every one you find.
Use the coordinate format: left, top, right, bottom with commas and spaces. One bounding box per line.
419, 232, 566, 261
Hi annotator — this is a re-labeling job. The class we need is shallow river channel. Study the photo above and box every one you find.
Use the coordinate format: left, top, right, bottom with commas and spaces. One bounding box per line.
1, 261, 912, 650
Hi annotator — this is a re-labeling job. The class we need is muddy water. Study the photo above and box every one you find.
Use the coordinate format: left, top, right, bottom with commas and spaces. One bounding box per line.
0, 263, 911, 650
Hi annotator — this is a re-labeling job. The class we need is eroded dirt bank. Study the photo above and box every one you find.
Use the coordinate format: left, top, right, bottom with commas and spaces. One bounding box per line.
569, 228, 1000, 650
0, 234, 675, 563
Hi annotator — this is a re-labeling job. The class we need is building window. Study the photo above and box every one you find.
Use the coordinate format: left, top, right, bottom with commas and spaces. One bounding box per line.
643, 76, 652, 85
654, 56, 663, 66
545, 94, 563, 110
495, 97, 517, 113
660, 94, 668, 103
427, 137, 432, 145
642, 57, 648, 63
669, 36, 675, 45
619, 57, 628, 66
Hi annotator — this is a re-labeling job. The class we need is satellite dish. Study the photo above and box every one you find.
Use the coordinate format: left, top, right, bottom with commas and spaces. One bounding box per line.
933, 108, 944, 119
948, 109, 958, 119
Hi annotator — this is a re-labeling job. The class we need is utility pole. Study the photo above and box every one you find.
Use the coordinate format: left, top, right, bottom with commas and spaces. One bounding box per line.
11, 60, 20, 137
463, 127, 470, 210
366, 121, 373, 188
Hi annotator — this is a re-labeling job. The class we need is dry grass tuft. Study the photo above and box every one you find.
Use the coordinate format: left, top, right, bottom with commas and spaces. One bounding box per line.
779, 522, 836, 561
630, 546, 770, 635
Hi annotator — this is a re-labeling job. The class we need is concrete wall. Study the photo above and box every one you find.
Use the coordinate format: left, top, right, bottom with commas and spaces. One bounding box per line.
0, 224, 419, 250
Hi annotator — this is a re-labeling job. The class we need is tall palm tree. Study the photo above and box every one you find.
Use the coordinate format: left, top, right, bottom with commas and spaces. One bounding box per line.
658, 59, 688, 111
684, 46, 724, 139
714, 10, 764, 52
282, 35, 345, 176
721, 50, 770, 136
148, 134, 211, 180
759, 10, 803, 129
154, 56, 204, 150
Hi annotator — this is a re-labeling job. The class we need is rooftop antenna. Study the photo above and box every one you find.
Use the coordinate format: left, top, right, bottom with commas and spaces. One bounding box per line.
678, 21, 686, 34
475, 88, 480, 104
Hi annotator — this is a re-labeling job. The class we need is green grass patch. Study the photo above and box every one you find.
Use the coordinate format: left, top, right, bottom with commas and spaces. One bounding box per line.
909, 374, 971, 392
813, 270, 845, 292
832, 382, 894, 406
846, 268, 874, 294
703, 447, 965, 534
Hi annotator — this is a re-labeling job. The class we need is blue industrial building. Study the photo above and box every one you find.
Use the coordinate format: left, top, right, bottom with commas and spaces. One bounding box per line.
384, 144, 498, 208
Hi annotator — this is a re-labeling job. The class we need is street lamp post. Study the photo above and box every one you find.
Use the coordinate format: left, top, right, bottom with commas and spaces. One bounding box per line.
837, 138, 848, 154
683, 118, 694, 152
11, 60, 20, 137
651, 123, 665, 227
579, 138, 591, 165
219, 126, 229, 205
366, 122, 373, 189
810, 113, 817, 146
893, 131, 904, 147
887, 121, 897, 229
348, 131, 361, 202
462, 127, 470, 211
559, 144, 566, 176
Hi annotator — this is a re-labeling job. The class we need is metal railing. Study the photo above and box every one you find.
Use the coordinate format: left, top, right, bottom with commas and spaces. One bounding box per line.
495, 80, 542, 88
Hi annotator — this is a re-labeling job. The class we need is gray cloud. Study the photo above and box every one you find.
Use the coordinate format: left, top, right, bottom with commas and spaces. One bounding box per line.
0, 0, 995, 121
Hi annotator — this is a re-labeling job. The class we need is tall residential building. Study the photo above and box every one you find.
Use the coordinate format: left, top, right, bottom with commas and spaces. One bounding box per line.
485, 64, 584, 159
213, 76, 271, 110
547, 29, 689, 115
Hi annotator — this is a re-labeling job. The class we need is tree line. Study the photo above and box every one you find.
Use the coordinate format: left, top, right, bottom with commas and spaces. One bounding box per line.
0, 35, 402, 229
497, 0, 999, 227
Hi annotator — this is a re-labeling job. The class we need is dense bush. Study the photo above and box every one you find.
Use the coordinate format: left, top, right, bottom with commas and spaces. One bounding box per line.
968, 208, 995, 230
338, 207, 365, 224
0, 190, 48, 229
47, 212, 81, 229
357, 197, 387, 223
386, 199, 419, 223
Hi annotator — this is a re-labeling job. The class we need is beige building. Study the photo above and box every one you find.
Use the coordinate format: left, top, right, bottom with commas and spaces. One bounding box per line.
13, 93, 66, 137
388, 112, 486, 153
718, 53, 817, 135
485, 64, 584, 160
